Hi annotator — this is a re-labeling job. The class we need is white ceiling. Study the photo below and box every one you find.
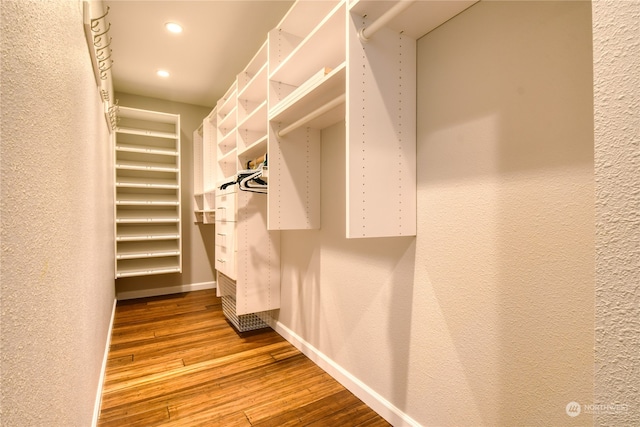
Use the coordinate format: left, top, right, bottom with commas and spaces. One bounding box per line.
104, 1, 294, 108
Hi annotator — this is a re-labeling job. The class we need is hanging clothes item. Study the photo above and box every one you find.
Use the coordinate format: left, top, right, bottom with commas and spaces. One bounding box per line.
237, 167, 267, 194
220, 154, 268, 194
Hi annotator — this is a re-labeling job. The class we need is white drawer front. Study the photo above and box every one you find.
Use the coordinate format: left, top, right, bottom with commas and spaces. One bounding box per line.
215, 191, 237, 222
215, 245, 236, 280
215, 221, 236, 250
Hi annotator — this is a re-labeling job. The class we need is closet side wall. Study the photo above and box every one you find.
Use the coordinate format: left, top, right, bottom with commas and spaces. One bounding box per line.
275, 1, 594, 426
593, 1, 640, 425
0, 0, 115, 425
114, 93, 215, 298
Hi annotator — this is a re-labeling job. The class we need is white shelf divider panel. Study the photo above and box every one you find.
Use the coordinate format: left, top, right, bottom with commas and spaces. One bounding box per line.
236, 189, 281, 315
267, 124, 321, 230
115, 106, 181, 278
345, 5, 417, 238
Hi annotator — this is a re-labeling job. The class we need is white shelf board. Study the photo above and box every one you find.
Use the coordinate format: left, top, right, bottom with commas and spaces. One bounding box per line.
116, 127, 177, 140
217, 85, 237, 117
238, 62, 268, 102
116, 226, 180, 241
349, 0, 478, 40
117, 241, 180, 260
270, 1, 345, 87
270, 64, 346, 130
116, 176, 178, 189
116, 143, 178, 156
116, 193, 179, 205
117, 106, 179, 125
275, 0, 341, 37
116, 210, 179, 223
116, 256, 181, 278
238, 101, 267, 133
115, 159, 178, 173
238, 135, 268, 160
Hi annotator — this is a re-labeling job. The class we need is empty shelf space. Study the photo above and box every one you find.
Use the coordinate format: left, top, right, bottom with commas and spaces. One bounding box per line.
238, 101, 267, 133
217, 85, 238, 118
238, 135, 268, 161
238, 62, 268, 102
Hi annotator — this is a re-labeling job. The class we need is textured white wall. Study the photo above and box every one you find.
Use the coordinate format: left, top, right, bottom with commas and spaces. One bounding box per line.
112, 92, 214, 297
0, 0, 115, 425
593, 1, 640, 426
276, 1, 595, 425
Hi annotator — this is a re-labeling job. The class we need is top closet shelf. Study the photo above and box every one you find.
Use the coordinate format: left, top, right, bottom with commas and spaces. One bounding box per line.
349, 0, 478, 40
270, 64, 346, 131
269, 1, 345, 87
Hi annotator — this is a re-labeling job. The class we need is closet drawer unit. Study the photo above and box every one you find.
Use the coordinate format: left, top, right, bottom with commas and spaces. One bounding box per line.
215, 190, 237, 222
215, 220, 236, 249
215, 245, 236, 280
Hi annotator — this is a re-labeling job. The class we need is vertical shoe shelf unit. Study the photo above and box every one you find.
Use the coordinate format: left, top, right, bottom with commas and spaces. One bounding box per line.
203, 0, 477, 328
114, 106, 182, 278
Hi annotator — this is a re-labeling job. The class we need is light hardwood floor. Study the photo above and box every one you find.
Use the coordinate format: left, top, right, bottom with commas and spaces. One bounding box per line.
98, 289, 391, 426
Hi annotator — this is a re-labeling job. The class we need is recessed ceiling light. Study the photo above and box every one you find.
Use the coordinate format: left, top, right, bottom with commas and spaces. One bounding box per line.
157, 70, 170, 78
165, 22, 183, 34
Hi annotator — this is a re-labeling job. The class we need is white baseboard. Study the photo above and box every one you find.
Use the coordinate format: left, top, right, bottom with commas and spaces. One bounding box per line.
272, 320, 421, 427
92, 297, 117, 427
116, 281, 217, 300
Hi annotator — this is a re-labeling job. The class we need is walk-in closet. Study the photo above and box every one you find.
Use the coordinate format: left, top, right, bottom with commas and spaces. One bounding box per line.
3, 0, 637, 426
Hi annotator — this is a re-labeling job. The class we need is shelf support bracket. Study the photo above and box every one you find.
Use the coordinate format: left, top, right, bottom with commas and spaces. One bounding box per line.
358, 0, 416, 42
277, 94, 346, 137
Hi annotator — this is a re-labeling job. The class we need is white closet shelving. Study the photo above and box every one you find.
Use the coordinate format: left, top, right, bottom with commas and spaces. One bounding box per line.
267, 0, 346, 231
237, 41, 269, 169
216, 83, 239, 187
344, 0, 476, 238
194, 0, 479, 327
114, 106, 181, 278
193, 109, 217, 223
210, 41, 281, 332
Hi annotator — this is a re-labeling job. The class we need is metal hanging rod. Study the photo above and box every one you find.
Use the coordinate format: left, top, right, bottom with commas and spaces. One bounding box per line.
358, 0, 416, 42
277, 94, 346, 137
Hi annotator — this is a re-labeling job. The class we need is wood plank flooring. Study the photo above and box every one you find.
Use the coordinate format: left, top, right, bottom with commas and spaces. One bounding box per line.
98, 289, 391, 426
